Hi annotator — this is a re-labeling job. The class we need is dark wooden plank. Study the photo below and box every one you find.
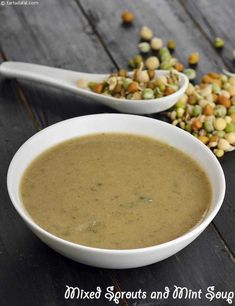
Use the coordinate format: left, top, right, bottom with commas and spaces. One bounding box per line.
213, 153, 235, 253
114, 226, 235, 306
0, 0, 116, 127
78, 0, 225, 79
181, 0, 235, 71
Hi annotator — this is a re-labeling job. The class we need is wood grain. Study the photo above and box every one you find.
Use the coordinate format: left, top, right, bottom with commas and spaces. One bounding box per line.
0, 1, 234, 305
0, 0, 116, 127
78, 0, 225, 78
181, 0, 235, 71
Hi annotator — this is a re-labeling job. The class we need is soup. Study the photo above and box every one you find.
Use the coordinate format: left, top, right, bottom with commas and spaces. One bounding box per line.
20, 133, 211, 249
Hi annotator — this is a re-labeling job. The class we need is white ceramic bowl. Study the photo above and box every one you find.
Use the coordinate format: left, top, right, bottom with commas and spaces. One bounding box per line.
7, 114, 225, 269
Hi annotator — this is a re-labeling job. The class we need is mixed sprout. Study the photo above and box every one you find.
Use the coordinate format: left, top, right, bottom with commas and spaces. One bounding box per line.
77, 10, 235, 157
167, 73, 235, 157
76, 65, 180, 100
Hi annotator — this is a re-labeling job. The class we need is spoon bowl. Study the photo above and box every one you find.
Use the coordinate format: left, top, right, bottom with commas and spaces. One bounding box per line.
0, 62, 189, 114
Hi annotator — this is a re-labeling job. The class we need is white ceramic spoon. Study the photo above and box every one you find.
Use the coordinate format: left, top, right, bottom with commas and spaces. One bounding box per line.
0, 61, 189, 114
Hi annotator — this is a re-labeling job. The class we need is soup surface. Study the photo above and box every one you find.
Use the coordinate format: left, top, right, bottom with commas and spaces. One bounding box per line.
20, 133, 211, 249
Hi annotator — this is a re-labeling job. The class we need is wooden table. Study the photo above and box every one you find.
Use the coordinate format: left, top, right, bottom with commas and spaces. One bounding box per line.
0, 1, 234, 305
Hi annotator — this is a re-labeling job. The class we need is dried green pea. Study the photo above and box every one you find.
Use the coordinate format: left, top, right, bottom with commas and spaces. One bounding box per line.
221, 75, 228, 83
161, 53, 172, 62
214, 37, 224, 48
158, 83, 166, 92
228, 105, 235, 115
128, 59, 135, 68
212, 83, 221, 94
142, 88, 154, 99
88, 82, 97, 89
185, 123, 192, 132
183, 68, 196, 80
176, 108, 184, 118
214, 105, 227, 117
204, 119, 214, 132
138, 42, 150, 53
159, 47, 171, 57
214, 130, 225, 138
122, 78, 133, 90
192, 105, 202, 117
167, 39, 176, 51
133, 55, 143, 67
176, 100, 187, 109
155, 91, 164, 98
225, 123, 235, 133
160, 61, 172, 70
231, 96, 235, 106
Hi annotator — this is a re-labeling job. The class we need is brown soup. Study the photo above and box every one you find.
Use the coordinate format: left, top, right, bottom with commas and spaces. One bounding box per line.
20, 133, 211, 249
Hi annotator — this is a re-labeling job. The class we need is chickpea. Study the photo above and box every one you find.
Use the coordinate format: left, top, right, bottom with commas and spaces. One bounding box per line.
140, 26, 153, 41
214, 149, 224, 158
225, 132, 235, 144
198, 135, 209, 144
145, 56, 160, 70
76, 79, 88, 89
188, 52, 200, 65
92, 83, 104, 94
174, 62, 184, 72
192, 118, 202, 131
147, 70, 155, 80
167, 39, 176, 51
132, 92, 142, 100
203, 104, 214, 116
186, 83, 195, 95
217, 95, 231, 108
127, 82, 139, 93
150, 37, 163, 50
218, 139, 231, 151
164, 87, 175, 96
118, 69, 127, 77
214, 118, 226, 131
121, 10, 135, 24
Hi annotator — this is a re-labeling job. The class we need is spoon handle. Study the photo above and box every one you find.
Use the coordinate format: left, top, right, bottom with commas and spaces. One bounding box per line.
0, 61, 95, 90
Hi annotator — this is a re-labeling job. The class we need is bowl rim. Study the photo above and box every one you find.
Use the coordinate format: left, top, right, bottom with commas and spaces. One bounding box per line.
7, 113, 226, 254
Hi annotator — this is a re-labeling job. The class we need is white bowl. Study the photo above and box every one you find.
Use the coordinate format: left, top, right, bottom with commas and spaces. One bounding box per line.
7, 114, 225, 269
